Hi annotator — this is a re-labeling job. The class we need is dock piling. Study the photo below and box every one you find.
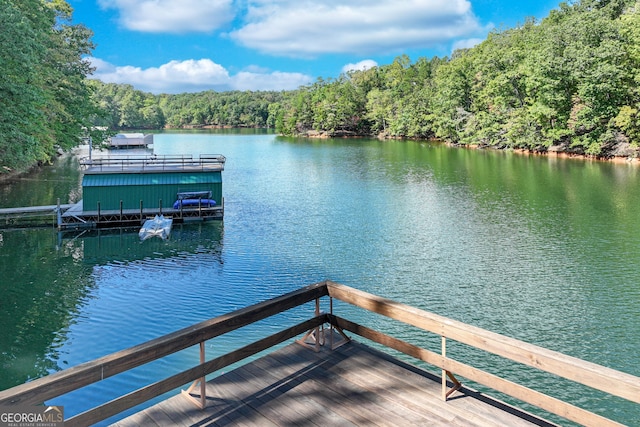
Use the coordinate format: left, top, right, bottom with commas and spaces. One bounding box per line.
56, 198, 62, 230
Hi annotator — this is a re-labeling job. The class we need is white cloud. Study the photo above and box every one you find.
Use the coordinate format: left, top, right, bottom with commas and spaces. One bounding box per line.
230, 0, 484, 57
232, 71, 313, 91
89, 58, 313, 93
342, 60, 378, 74
98, 0, 235, 33
452, 37, 484, 52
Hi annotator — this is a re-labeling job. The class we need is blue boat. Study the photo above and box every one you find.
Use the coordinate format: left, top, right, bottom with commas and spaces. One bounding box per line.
173, 199, 216, 209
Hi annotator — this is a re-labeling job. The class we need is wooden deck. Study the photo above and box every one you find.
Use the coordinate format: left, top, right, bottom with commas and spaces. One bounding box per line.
2, 282, 636, 426
114, 338, 555, 427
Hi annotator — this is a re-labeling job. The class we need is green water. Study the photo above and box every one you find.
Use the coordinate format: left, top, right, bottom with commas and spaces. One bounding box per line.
0, 132, 638, 425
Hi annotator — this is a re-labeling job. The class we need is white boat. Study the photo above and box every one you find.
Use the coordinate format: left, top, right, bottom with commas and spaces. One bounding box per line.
139, 215, 173, 240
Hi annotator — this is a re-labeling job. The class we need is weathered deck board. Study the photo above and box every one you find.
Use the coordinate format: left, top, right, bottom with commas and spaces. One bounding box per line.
112, 339, 557, 427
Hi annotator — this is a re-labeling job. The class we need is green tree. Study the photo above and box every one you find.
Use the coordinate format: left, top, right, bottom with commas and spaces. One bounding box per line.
613, 1, 640, 145
0, 0, 50, 171
0, 0, 103, 173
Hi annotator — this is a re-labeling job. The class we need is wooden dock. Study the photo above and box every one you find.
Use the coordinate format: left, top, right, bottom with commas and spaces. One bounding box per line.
114, 338, 555, 427
59, 199, 224, 229
0, 281, 637, 427
0, 198, 223, 229
0, 203, 73, 228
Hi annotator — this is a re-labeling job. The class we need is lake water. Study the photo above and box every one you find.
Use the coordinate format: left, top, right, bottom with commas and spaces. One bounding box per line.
1, 131, 638, 425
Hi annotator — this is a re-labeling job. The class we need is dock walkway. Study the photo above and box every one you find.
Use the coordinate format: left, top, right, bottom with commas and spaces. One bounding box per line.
114, 338, 554, 427
60, 199, 223, 229
0, 203, 73, 228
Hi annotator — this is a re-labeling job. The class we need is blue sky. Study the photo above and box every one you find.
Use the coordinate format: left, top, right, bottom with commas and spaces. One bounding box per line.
68, 0, 562, 94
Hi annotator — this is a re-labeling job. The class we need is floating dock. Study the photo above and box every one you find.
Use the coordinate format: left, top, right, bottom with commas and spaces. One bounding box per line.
69, 154, 225, 228
58, 198, 223, 229
0, 154, 227, 230
0, 201, 224, 229
0, 204, 73, 228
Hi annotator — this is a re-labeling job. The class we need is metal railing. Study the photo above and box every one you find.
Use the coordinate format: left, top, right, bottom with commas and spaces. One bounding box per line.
80, 154, 226, 173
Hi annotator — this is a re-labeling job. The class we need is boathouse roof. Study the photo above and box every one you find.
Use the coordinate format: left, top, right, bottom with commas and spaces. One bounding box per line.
82, 172, 222, 187
81, 154, 225, 174
112, 133, 145, 138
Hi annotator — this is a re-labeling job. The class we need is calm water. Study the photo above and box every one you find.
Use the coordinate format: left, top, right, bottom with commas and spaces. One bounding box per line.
1, 131, 638, 425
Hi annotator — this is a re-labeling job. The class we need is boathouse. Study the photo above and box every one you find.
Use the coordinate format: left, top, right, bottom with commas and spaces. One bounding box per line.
81, 160, 223, 211
58, 154, 225, 229
108, 133, 153, 149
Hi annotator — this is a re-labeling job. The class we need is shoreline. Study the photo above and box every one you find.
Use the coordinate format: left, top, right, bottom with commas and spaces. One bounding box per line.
2, 134, 639, 183
299, 129, 640, 165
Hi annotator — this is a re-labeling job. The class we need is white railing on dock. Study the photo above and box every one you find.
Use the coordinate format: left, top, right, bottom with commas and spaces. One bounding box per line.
80, 154, 225, 173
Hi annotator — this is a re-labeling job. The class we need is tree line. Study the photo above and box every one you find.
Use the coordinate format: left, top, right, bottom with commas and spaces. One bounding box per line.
2, 0, 640, 174
88, 81, 287, 130
276, 0, 640, 157
90, 0, 640, 158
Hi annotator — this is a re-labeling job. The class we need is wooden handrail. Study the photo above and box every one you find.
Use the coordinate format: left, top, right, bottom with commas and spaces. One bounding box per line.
66, 316, 327, 427
329, 315, 623, 427
324, 281, 640, 404
0, 282, 328, 406
324, 281, 639, 427
0, 280, 636, 427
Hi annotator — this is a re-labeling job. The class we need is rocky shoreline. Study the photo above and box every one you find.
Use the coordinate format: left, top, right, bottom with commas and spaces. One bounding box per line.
299, 129, 640, 164
2, 133, 639, 183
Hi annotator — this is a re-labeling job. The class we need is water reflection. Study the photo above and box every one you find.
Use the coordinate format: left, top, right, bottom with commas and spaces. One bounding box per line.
1, 133, 638, 425
0, 228, 95, 389
57, 223, 224, 265
0, 222, 225, 392
0, 153, 82, 208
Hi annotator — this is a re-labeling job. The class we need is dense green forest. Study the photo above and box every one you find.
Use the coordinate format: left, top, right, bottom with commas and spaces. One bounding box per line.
88, 81, 287, 130
2, 0, 640, 174
90, 0, 640, 158
280, 0, 640, 156
0, 0, 107, 173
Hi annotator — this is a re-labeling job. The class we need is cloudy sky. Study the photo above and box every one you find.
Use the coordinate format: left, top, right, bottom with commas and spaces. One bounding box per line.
68, 0, 561, 94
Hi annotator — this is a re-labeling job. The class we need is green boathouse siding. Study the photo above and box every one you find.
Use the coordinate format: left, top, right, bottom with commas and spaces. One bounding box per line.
82, 171, 222, 211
